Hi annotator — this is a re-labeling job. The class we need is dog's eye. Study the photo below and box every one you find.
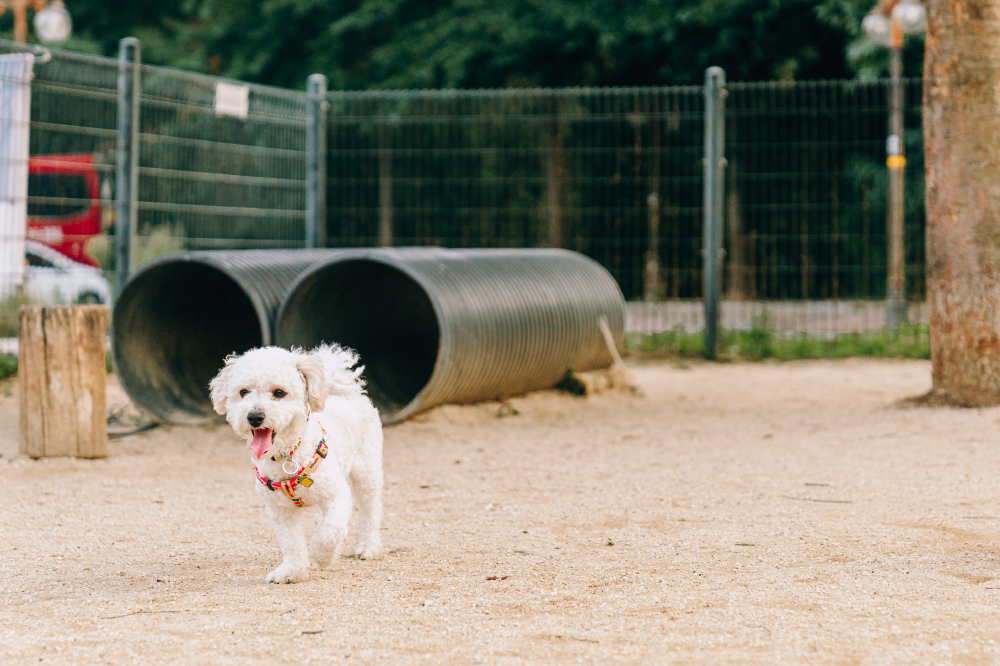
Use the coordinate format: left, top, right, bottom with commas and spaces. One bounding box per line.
239, 389, 249, 398
273, 389, 286, 399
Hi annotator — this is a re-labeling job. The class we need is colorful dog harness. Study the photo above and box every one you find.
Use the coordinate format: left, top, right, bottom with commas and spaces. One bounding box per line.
254, 427, 328, 507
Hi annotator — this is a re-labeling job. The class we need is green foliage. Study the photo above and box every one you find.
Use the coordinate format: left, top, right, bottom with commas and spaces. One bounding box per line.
626, 322, 931, 361
0, 0, 189, 60
0, 293, 29, 338
36, 0, 917, 91
816, 0, 924, 78
739, 314, 775, 360
0, 353, 15, 381
0, 351, 110, 380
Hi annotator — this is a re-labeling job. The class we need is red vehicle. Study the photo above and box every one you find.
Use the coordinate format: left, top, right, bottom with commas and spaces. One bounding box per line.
27, 154, 104, 267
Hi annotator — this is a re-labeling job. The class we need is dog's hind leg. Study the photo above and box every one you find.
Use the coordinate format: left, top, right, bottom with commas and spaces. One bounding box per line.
311, 474, 352, 568
350, 466, 383, 560
264, 502, 311, 584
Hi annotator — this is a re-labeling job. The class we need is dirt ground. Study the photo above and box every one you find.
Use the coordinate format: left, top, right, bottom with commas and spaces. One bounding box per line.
3, 358, 1000, 665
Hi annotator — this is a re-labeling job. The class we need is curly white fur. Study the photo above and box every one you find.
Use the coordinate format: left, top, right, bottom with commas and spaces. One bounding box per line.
209, 344, 383, 584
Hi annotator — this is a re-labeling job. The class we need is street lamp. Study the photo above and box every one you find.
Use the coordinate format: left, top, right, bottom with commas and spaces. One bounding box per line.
0, 0, 71, 44
863, 0, 926, 331
892, 0, 927, 34
34, 0, 70, 43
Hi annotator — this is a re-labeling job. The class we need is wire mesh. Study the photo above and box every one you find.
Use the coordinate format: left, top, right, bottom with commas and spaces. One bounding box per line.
711, 78, 926, 338
0, 42, 117, 337
325, 87, 706, 302
0, 40, 316, 343
0, 37, 930, 347
136, 64, 308, 256
327, 81, 927, 343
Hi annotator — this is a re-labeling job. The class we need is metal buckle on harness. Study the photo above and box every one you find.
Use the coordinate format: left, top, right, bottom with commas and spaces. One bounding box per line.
316, 442, 328, 458
299, 476, 314, 487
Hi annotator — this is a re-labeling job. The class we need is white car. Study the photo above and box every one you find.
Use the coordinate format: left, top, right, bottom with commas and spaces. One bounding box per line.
24, 240, 112, 305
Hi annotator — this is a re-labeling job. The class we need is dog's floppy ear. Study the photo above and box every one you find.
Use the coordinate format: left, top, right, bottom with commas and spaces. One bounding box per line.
297, 354, 327, 413
208, 355, 238, 415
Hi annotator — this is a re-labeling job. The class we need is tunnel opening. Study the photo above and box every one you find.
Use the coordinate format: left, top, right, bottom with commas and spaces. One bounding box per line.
276, 259, 440, 418
113, 261, 265, 422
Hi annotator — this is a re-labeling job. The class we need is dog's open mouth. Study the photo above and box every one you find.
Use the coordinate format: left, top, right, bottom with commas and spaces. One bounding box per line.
249, 428, 275, 460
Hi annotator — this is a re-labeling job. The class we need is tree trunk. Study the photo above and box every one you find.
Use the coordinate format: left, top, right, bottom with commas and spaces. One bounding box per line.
924, 0, 1000, 406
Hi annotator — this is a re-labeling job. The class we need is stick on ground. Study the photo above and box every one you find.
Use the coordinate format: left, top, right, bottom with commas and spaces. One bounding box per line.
598, 316, 642, 395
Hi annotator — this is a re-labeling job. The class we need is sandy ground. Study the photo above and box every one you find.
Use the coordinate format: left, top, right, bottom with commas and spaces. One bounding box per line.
3, 359, 1000, 665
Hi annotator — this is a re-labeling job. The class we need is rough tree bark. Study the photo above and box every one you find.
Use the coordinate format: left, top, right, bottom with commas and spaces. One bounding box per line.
924, 0, 1000, 406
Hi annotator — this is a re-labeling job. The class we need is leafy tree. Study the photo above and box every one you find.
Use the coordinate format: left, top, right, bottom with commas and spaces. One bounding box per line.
816, 0, 923, 79
15, 0, 922, 89
164, 0, 865, 88
0, 0, 188, 61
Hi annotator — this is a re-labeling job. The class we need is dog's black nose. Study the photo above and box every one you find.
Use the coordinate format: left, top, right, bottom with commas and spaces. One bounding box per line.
247, 410, 265, 428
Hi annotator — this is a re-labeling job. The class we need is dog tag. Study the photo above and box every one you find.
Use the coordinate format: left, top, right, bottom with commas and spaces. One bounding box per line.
299, 476, 314, 487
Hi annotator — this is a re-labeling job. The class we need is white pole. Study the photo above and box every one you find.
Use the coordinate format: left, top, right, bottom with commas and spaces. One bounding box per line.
0, 52, 34, 299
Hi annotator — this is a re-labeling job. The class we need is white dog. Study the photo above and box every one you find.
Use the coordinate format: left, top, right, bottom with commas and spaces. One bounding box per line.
209, 344, 383, 583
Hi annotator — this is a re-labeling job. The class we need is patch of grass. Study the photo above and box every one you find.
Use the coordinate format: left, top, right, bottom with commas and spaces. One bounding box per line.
0, 351, 110, 379
0, 293, 29, 338
0, 353, 17, 380
738, 315, 774, 360
628, 325, 707, 358
626, 323, 930, 361
134, 224, 186, 267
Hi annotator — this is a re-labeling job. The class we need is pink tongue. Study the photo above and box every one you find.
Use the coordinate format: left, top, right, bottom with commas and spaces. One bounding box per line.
249, 428, 273, 459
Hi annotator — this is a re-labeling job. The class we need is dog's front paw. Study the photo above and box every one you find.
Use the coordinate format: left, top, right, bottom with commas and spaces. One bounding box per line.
266, 564, 309, 584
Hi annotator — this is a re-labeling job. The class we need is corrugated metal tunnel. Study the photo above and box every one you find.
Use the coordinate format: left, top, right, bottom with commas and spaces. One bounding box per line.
275, 248, 626, 424
112, 250, 337, 423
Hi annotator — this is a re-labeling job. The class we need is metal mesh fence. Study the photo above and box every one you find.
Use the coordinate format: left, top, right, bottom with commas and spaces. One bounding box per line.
327, 81, 927, 342
703, 79, 926, 339
325, 87, 706, 301
0, 40, 313, 340
0, 43, 117, 337
137, 65, 307, 256
0, 36, 929, 348
726, 80, 925, 303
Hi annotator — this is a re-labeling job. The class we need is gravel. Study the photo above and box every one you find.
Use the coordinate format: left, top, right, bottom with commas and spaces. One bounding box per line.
1, 358, 999, 664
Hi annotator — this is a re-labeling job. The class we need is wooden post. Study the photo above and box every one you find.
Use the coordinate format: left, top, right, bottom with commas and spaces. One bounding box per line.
19, 305, 108, 458
379, 125, 393, 247
546, 120, 565, 249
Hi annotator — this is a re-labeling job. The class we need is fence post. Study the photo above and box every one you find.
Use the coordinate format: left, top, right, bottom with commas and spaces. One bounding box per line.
305, 73, 327, 249
0, 53, 33, 300
115, 37, 140, 293
702, 66, 726, 359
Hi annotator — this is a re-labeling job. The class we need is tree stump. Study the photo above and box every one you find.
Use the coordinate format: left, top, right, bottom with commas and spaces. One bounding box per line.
19, 305, 108, 458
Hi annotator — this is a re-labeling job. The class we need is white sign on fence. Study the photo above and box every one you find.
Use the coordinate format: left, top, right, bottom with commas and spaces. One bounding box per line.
214, 81, 249, 119
0, 53, 34, 299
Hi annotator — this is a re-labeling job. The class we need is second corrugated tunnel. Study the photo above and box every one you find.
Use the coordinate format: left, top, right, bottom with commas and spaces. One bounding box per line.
276, 248, 626, 424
